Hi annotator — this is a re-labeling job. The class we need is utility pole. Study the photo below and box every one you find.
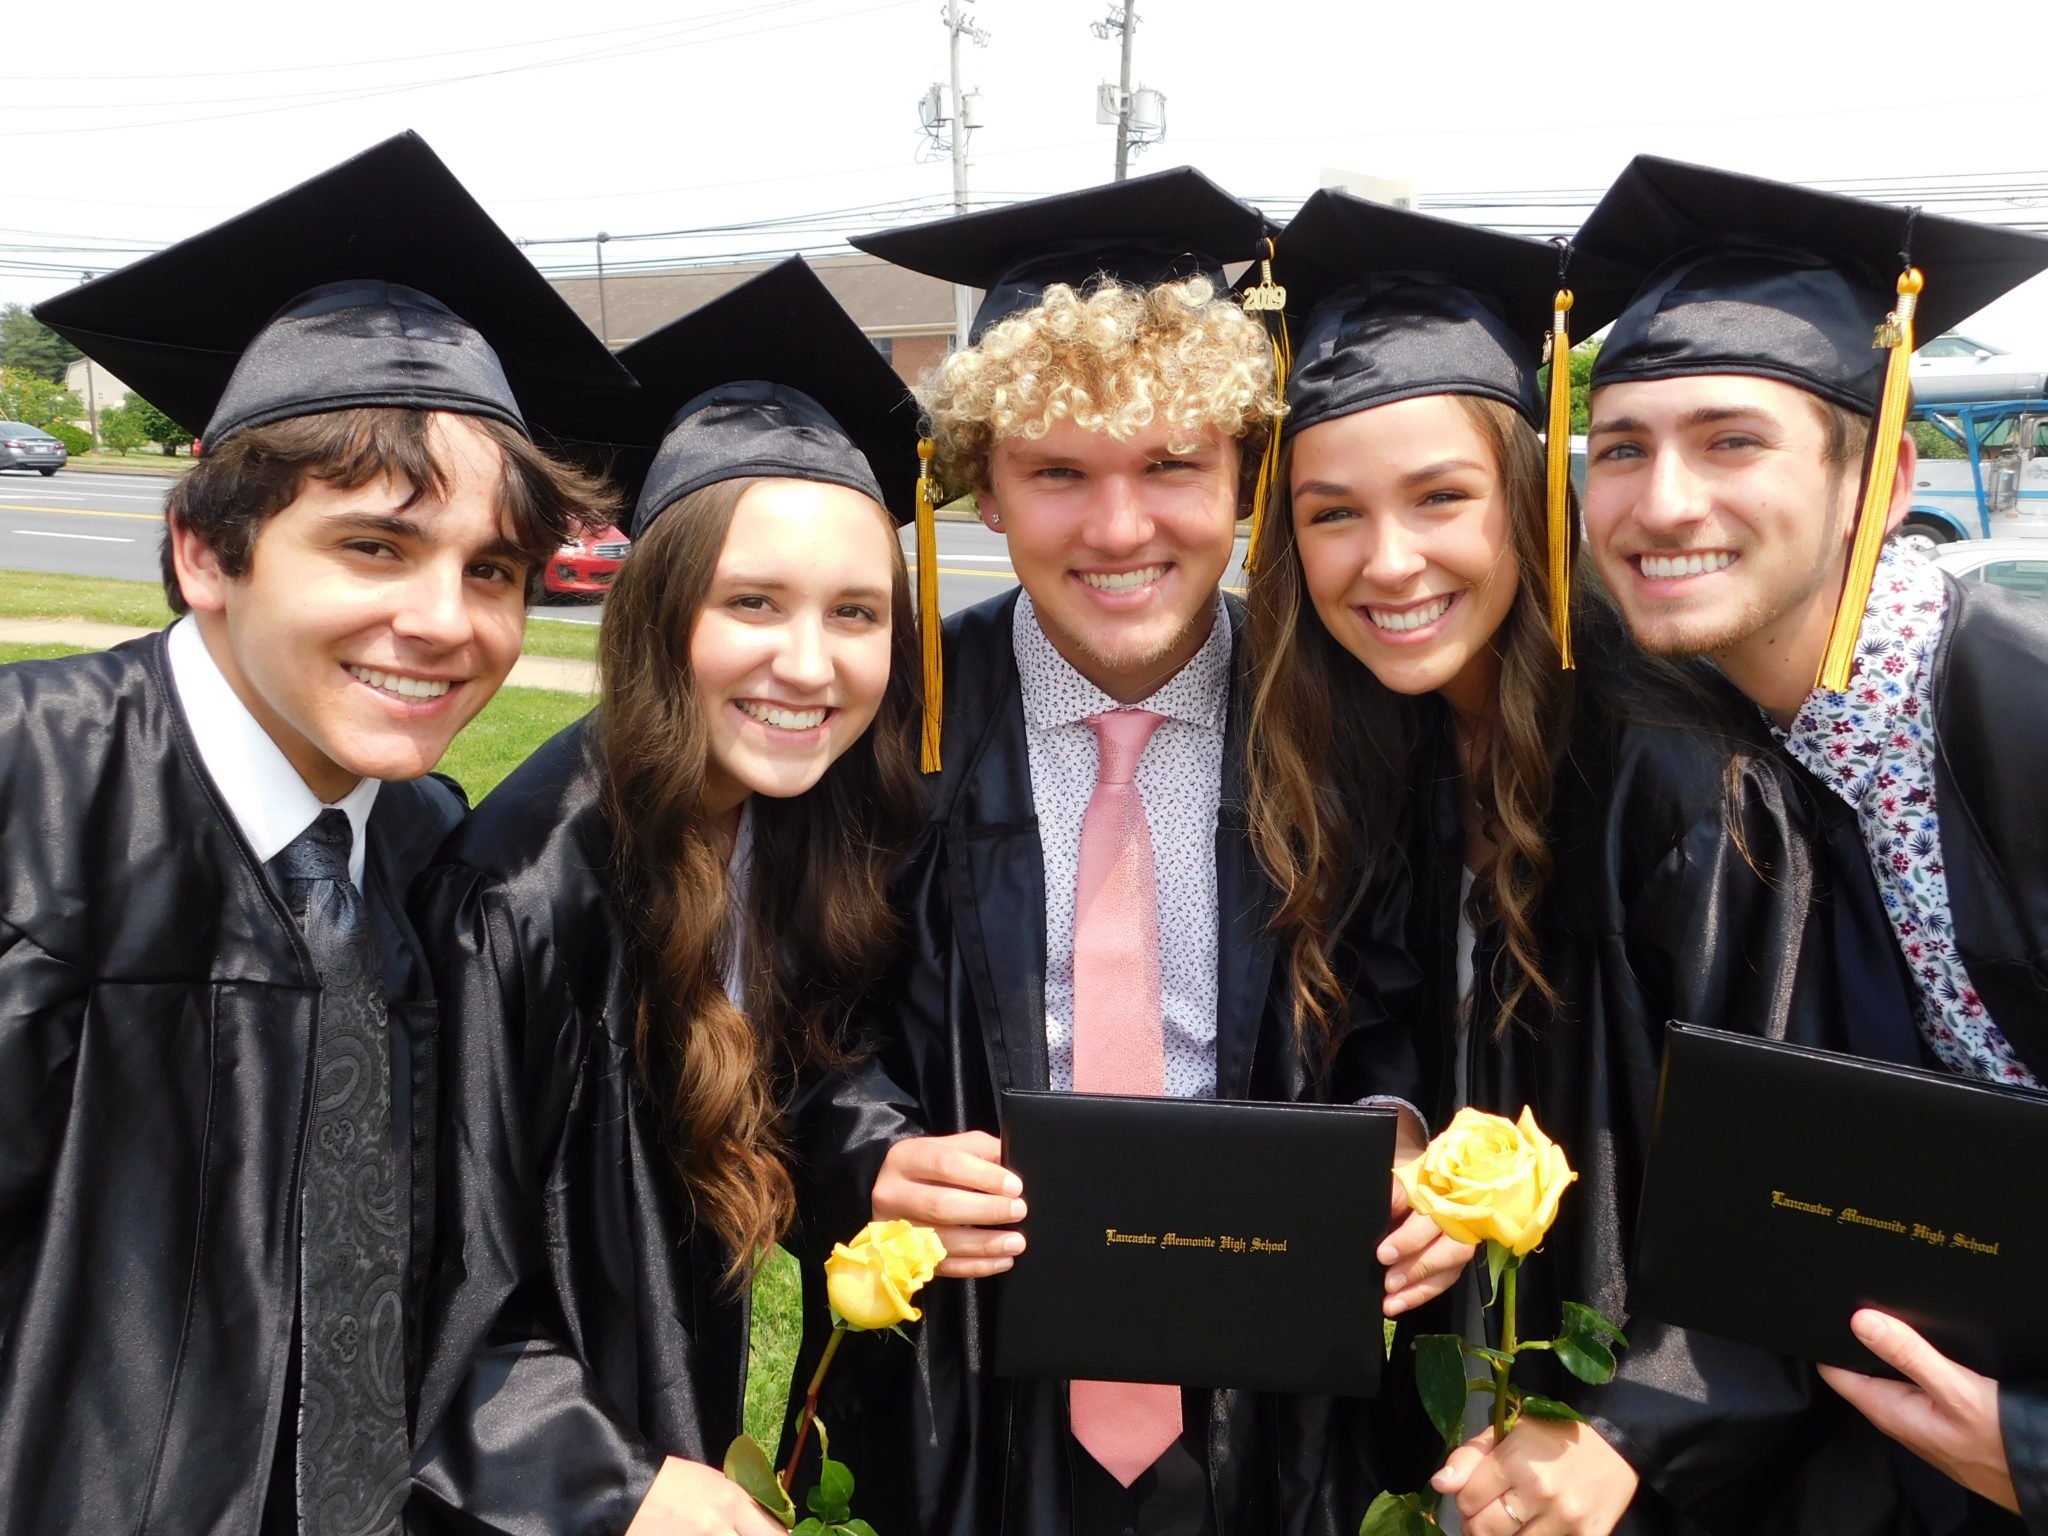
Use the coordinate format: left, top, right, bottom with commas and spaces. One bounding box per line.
1093, 8, 1162, 178
1112, 5, 1136, 181
922, 0, 987, 346
79, 271, 97, 448
593, 232, 612, 348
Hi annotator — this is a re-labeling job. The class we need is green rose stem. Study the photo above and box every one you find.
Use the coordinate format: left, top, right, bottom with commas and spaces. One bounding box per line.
780, 1322, 848, 1493
1492, 1253, 1520, 1439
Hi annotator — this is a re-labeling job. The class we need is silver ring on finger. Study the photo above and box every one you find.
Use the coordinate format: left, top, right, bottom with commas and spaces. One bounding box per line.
1501, 1494, 1524, 1527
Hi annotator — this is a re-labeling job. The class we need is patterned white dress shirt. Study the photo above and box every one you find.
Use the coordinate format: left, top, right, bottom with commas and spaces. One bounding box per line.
1014, 590, 1230, 1098
1774, 542, 2039, 1087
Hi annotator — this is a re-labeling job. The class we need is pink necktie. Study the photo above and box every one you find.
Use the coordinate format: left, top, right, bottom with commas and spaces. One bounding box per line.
1068, 708, 1181, 1487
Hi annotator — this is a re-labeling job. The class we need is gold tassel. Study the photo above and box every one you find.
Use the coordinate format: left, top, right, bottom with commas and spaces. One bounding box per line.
1239, 237, 1292, 576
1817, 266, 1924, 692
915, 437, 945, 773
1545, 286, 1576, 671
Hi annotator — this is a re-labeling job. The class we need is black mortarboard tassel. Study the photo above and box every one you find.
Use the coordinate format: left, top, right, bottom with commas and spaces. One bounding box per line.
34, 131, 636, 455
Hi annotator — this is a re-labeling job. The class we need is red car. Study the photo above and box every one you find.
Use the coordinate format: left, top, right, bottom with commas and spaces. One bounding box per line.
545, 523, 631, 599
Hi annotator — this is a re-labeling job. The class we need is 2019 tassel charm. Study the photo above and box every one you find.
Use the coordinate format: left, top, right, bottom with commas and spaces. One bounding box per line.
1240, 237, 1291, 577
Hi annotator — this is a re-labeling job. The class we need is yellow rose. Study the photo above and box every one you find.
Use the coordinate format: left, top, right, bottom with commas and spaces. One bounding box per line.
824, 1219, 948, 1330
1394, 1106, 1576, 1257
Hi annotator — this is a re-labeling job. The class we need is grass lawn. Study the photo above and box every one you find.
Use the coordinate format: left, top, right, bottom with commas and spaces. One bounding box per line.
434, 685, 589, 801
0, 641, 89, 664
0, 569, 600, 663
519, 614, 600, 663
0, 569, 175, 628
746, 1247, 804, 1451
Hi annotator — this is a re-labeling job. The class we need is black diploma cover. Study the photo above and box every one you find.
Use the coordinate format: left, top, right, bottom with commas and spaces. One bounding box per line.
994, 1090, 1395, 1396
1634, 1023, 2048, 1379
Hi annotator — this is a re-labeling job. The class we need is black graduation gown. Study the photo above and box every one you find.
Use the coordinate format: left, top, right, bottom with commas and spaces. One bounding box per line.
1403, 668, 1936, 1536
1825, 573, 2048, 1535
0, 631, 461, 1535
787, 589, 1423, 1536
408, 720, 746, 1536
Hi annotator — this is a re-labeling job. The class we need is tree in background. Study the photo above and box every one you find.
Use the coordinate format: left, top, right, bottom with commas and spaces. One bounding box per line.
96, 404, 148, 455
1536, 338, 1602, 436
0, 305, 82, 383
128, 397, 194, 456
0, 366, 83, 430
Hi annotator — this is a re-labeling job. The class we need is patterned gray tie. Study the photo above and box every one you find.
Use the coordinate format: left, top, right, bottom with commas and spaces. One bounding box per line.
268, 810, 409, 1536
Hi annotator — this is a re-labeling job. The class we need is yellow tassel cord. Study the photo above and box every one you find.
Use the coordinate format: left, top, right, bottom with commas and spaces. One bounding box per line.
1544, 287, 1576, 671
1239, 238, 1292, 576
915, 437, 945, 773
1817, 266, 1924, 692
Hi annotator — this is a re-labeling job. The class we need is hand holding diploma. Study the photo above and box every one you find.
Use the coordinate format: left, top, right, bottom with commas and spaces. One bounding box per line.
1819, 1308, 2020, 1516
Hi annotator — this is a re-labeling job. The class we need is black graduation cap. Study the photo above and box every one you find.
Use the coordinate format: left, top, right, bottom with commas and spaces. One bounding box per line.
851, 167, 1275, 342
33, 131, 636, 451
613, 256, 922, 539
1578, 156, 2048, 690
1578, 155, 2048, 411
1277, 188, 1640, 436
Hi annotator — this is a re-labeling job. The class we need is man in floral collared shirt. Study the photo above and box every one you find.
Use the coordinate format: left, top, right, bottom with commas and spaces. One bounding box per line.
1573, 156, 2048, 1535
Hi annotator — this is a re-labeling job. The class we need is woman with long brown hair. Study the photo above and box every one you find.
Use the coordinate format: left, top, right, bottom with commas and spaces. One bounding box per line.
407, 259, 928, 1536
1247, 193, 1866, 1536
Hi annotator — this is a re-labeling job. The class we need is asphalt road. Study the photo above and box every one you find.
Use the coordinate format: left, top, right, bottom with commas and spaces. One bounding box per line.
0, 466, 1252, 622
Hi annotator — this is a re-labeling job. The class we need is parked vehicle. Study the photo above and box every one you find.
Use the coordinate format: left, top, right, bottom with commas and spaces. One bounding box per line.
1930, 537, 2048, 601
0, 421, 68, 475
1905, 396, 2048, 543
1911, 333, 2048, 406
544, 523, 631, 598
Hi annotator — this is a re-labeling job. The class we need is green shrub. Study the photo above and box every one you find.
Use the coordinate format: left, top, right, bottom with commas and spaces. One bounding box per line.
45, 422, 90, 456
97, 405, 147, 455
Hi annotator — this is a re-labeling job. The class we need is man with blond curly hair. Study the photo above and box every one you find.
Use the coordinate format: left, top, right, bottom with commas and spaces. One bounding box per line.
787, 171, 1451, 1536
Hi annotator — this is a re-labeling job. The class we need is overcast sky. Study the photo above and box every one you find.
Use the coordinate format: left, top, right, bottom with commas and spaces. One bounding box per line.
8, 0, 2048, 345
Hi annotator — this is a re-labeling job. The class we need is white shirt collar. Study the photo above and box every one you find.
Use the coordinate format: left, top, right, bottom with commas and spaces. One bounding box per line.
1012, 588, 1233, 733
166, 616, 381, 888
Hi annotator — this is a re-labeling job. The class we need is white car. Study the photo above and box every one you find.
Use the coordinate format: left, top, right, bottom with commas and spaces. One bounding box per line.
1929, 537, 2048, 601
1911, 333, 2048, 406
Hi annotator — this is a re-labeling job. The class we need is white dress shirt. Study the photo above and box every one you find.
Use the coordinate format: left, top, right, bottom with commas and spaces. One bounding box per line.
166, 616, 380, 889
1014, 590, 1231, 1098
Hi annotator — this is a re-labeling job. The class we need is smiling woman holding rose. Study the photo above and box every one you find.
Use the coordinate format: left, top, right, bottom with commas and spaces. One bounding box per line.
1246, 193, 1890, 1536
406, 261, 929, 1536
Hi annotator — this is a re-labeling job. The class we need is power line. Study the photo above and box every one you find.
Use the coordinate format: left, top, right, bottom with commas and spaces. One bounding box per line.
0, 0, 921, 138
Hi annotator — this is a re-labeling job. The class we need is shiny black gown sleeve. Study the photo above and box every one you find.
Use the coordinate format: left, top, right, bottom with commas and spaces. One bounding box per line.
0, 920, 85, 1355
408, 859, 668, 1536
2004, 1384, 2048, 1534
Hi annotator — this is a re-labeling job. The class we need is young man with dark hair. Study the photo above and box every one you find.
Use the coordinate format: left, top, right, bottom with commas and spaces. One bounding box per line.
1572, 156, 2048, 1535
1, 133, 625, 1536
791, 172, 1460, 1536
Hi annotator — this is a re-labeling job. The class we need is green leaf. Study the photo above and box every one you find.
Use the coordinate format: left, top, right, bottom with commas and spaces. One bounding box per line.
1466, 1345, 1514, 1371
1415, 1334, 1469, 1448
791, 1523, 827, 1536
1484, 1241, 1512, 1306
1360, 1489, 1440, 1536
838, 1523, 881, 1536
723, 1433, 798, 1528
805, 1416, 855, 1525
1554, 1332, 1617, 1386
1560, 1301, 1630, 1351
1519, 1394, 1590, 1424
